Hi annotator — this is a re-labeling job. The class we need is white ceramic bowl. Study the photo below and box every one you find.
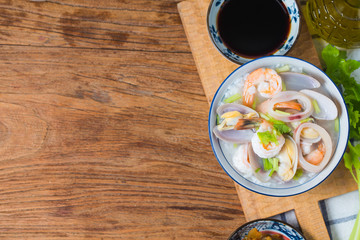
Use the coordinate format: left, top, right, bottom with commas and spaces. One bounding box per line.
208, 56, 349, 197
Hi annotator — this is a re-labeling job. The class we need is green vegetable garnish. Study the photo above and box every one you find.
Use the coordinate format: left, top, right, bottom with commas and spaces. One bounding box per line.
263, 158, 279, 176
282, 80, 287, 91
233, 143, 238, 148
292, 169, 303, 180
252, 96, 258, 109
259, 113, 270, 121
322, 45, 360, 240
275, 109, 291, 116
262, 113, 291, 134
276, 64, 290, 73
273, 124, 292, 135
257, 131, 279, 145
334, 117, 339, 132
216, 115, 220, 125
224, 93, 241, 103
300, 117, 313, 123
312, 99, 321, 114
255, 168, 261, 173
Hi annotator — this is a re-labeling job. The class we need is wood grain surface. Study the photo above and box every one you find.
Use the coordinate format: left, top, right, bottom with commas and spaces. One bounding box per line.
0, 0, 245, 239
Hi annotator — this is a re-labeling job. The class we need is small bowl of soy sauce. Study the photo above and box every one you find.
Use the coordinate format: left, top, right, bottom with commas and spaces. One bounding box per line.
207, 0, 300, 64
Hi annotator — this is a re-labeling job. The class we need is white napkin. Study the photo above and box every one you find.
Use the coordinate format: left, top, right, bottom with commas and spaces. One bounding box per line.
320, 191, 359, 240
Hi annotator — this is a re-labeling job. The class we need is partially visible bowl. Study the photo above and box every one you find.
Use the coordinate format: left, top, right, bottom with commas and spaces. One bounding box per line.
207, 0, 300, 64
228, 219, 305, 240
208, 56, 349, 197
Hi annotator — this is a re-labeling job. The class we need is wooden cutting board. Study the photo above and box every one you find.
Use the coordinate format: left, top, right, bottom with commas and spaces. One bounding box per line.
177, 0, 357, 239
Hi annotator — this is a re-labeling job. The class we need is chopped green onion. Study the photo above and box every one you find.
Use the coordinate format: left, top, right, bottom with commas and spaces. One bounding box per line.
312, 99, 321, 114
216, 115, 220, 125
255, 168, 261, 173
281, 80, 287, 91
224, 93, 241, 103
276, 64, 290, 73
300, 117, 313, 123
263, 158, 272, 171
260, 113, 270, 120
275, 109, 291, 116
335, 117, 339, 132
270, 157, 279, 171
233, 143, 238, 148
252, 96, 258, 109
293, 169, 303, 180
269, 169, 275, 177
263, 158, 279, 176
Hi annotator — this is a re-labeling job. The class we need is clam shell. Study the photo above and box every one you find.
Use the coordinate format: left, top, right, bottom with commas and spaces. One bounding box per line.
294, 122, 333, 173
300, 89, 338, 120
279, 72, 320, 91
248, 144, 271, 182
213, 103, 259, 143
276, 136, 299, 182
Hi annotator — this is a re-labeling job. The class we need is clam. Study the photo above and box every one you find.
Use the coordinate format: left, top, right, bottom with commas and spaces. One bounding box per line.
294, 122, 333, 173
266, 91, 314, 122
279, 72, 320, 91
276, 136, 299, 182
213, 103, 259, 143
300, 89, 338, 120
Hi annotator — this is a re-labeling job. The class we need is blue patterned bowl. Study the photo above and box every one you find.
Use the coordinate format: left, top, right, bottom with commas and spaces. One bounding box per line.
207, 0, 300, 64
228, 219, 306, 240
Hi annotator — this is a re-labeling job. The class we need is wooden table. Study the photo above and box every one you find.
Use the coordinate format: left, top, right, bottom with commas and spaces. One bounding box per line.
0, 0, 245, 239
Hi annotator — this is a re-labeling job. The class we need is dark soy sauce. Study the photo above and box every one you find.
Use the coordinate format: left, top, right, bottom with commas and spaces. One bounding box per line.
217, 0, 291, 58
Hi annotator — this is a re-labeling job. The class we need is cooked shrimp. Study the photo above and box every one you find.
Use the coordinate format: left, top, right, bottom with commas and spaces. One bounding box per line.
242, 68, 282, 107
304, 142, 325, 165
233, 144, 252, 176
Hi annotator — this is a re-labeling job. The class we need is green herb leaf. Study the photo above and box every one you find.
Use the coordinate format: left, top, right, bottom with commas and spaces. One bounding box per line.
322, 45, 360, 240
257, 131, 279, 145
262, 113, 291, 134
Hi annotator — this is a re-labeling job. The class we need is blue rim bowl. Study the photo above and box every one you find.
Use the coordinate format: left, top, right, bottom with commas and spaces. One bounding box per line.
228, 219, 306, 240
208, 56, 349, 197
207, 0, 301, 64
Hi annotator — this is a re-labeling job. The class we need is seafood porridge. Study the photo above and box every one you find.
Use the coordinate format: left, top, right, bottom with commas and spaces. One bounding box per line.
213, 64, 339, 187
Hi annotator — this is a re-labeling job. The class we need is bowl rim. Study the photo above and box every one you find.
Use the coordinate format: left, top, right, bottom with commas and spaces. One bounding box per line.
206, 0, 301, 65
208, 55, 350, 197
227, 218, 306, 240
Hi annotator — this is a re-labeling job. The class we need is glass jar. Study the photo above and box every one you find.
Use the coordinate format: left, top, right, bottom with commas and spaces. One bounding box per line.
305, 0, 360, 49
